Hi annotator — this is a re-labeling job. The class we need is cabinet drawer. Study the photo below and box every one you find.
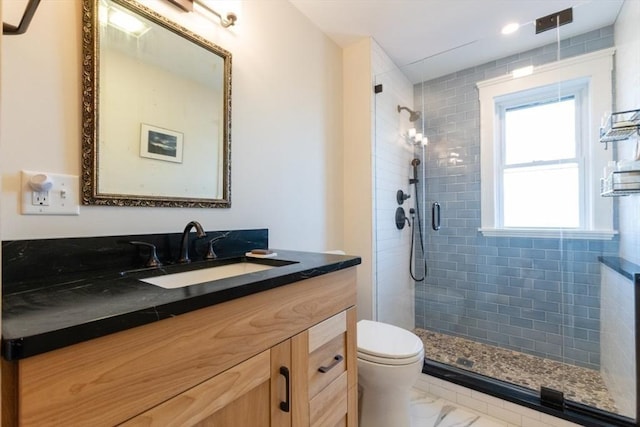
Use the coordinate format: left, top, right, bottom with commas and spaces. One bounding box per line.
291, 307, 357, 427
308, 333, 346, 398
308, 311, 346, 352
307, 311, 347, 398
309, 371, 348, 427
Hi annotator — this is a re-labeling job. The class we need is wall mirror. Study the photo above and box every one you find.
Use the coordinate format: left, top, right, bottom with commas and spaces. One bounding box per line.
82, 0, 232, 207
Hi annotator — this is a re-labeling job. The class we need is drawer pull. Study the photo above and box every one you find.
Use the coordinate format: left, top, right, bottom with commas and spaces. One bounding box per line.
318, 355, 344, 373
279, 366, 290, 412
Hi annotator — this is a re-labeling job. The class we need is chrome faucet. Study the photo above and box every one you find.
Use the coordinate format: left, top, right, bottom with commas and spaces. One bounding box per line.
178, 221, 206, 263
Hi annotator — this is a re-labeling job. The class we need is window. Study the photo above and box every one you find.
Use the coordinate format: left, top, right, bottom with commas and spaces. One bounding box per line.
478, 49, 616, 239
498, 85, 585, 229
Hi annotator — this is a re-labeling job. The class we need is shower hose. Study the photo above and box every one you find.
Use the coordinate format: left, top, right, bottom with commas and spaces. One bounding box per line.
409, 183, 428, 282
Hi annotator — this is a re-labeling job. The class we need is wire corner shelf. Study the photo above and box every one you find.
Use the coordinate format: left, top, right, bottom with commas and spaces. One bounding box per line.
599, 109, 640, 150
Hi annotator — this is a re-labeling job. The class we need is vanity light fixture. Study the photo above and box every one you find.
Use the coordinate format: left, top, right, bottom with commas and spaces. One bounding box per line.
404, 128, 428, 146
193, 0, 238, 28
2, 0, 41, 35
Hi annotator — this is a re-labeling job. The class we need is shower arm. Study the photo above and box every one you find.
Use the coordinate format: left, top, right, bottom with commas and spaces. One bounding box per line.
397, 105, 421, 122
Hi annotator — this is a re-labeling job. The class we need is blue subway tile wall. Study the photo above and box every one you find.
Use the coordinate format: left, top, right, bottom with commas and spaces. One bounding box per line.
413, 27, 617, 370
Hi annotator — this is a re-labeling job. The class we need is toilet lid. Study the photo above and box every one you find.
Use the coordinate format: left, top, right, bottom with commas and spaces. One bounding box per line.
358, 348, 424, 366
357, 320, 424, 360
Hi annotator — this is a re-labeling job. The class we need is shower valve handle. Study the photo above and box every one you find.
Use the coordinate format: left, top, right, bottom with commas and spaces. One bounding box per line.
396, 189, 411, 205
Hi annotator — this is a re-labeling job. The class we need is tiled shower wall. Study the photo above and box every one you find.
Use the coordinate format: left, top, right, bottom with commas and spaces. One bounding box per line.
414, 27, 618, 369
372, 40, 416, 330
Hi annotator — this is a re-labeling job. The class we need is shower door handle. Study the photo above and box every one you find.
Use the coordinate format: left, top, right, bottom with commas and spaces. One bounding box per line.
432, 202, 441, 231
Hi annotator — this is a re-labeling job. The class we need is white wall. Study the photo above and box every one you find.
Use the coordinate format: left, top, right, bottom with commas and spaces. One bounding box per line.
343, 38, 374, 320
605, 0, 640, 417
615, 0, 640, 265
600, 265, 635, 418
0, 0, 344, 254
371, 41, 415, 330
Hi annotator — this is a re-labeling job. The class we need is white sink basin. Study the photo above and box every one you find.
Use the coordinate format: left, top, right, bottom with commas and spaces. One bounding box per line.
140, 262, 276, 289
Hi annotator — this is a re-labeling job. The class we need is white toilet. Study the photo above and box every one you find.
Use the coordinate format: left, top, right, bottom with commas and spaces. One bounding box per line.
357, 320, 425, 427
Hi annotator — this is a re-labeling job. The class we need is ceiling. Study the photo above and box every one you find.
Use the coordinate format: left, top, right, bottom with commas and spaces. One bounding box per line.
288, 0, 624, 82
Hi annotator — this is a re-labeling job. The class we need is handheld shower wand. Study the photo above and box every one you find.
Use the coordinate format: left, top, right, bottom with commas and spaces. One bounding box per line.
410, 158, 420, 184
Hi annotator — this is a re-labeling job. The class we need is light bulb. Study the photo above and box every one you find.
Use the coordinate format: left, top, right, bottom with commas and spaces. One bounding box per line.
501, 22, 520, 35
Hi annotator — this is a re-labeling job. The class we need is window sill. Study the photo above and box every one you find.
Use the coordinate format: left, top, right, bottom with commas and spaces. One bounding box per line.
478, 228, 618, 240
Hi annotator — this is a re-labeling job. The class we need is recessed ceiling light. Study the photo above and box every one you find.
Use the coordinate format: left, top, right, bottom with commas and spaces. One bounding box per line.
501, 22, 520, 35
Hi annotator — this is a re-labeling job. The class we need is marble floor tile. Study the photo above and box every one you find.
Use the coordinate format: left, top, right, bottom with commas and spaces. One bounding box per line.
410, 389, 505, 427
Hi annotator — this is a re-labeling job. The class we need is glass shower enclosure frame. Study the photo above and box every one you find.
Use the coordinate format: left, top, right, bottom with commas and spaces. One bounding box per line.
372, 2, 639, 424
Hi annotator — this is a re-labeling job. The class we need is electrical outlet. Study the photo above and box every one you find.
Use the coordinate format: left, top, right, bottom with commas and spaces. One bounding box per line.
32, 191, 50, 206
21, 171, 80, 215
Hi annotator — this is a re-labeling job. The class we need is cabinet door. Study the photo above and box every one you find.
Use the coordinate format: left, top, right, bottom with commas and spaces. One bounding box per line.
122, 348, 280, 426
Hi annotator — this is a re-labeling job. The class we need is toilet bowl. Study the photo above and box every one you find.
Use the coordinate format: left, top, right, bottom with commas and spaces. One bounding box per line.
357, 320, 424, 427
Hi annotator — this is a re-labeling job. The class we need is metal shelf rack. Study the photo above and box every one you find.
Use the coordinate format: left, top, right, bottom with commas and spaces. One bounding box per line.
600, 109, 640, 150
601, 170, 640, 197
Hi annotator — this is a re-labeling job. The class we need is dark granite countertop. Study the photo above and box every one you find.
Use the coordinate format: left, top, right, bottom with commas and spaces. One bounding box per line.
2, 250, 361, 360
598, 256, 640, 281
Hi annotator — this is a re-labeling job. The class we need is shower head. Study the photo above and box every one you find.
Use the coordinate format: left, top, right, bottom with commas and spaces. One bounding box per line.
397, 105, 421, 122
411, 158, 421, 167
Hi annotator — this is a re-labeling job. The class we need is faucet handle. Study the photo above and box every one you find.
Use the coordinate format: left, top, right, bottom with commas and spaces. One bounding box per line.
204, 237, 221, 260
126, 241, 162, 268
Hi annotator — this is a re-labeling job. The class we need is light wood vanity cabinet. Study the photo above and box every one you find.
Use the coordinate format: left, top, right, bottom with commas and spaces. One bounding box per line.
2, 268, 358, 427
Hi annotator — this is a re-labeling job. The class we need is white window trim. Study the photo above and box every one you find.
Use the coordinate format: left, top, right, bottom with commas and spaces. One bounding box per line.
477, 48, 616, 240
478, 228, 617, 240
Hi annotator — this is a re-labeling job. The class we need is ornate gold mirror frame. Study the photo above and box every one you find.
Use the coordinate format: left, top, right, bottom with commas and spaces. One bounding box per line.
82, 0, 232, 207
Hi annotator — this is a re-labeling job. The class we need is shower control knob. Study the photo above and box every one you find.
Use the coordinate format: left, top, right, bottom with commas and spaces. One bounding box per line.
395, 207, 409, 230
396, 189, 411, 205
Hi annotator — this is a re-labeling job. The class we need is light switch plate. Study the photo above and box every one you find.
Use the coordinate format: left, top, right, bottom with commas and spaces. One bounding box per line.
21, 170, 80, 215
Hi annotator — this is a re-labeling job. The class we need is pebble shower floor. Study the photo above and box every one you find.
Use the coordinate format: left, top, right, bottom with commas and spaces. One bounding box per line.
414, 328, 617, 414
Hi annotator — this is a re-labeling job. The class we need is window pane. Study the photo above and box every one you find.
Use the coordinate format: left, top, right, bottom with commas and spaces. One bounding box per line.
503, 164, 579, 228
505, 98, 576, 165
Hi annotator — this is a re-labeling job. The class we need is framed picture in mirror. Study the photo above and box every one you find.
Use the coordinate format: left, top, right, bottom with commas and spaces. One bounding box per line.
140, 124, 183, 164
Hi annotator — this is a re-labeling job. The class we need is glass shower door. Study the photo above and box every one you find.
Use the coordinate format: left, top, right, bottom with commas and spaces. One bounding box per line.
376, 1, 638, 422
